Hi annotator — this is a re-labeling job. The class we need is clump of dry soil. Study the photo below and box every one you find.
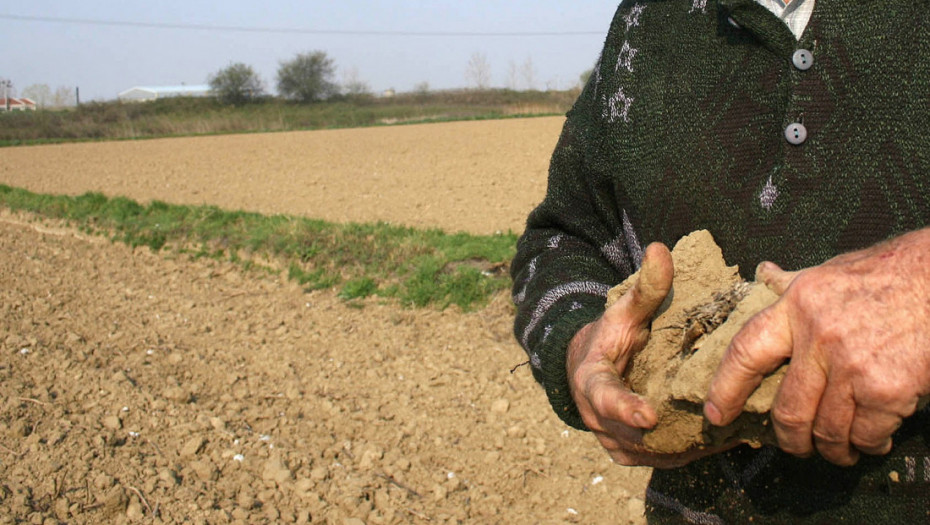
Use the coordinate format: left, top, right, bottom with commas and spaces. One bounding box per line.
606, 230, 787, 454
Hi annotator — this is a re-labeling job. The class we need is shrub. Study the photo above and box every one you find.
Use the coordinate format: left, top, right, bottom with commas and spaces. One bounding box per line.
276, 51, 338, 103
209, 63, 264, 105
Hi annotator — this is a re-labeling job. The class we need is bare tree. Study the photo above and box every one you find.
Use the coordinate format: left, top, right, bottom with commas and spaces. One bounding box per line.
21, 84, 52, 107
545, 77, 561, 92
506, 60, 519, 90
465, 52, 491, 90
413, 81, 430, 96
51, 86, 75, 108
341, 66, 371, 97
521, 57, 537, 91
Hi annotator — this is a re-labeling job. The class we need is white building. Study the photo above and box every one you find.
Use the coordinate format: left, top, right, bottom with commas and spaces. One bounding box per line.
118, 85, 211, 102
0, 97, 37, 111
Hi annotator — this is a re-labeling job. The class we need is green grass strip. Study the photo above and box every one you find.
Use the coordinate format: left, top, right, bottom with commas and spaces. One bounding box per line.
0, 184, 516, 311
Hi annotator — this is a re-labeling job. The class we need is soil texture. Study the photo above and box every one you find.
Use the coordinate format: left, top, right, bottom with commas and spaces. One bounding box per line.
606, 231, 785, 454
0, 118, 654, 525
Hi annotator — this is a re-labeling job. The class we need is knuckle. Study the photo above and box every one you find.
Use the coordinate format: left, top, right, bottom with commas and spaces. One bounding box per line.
585, 374, 612, 408
812, 427, 847, 446
850, 433, 891, 452
725, 336, 765, 380
787, 270, 819, 297
771, 405, 811, 431
858, 382, 917, 414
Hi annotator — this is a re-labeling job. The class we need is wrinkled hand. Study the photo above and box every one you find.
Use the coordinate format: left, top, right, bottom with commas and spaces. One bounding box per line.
568, 243, 716, 468
705, 229, 930, 466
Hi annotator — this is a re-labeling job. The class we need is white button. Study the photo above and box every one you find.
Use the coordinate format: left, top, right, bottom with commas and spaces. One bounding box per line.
792, 49, 814, 71
785, 123, 807, 145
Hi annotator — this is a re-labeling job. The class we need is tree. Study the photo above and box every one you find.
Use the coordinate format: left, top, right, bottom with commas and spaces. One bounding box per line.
506, 60, 519, 90
465, 52, 491, 90
276, 51, 338, 103
21, 84, 52, 108
521, 57, 537, 91
413, 81, 430, 96
208, 63, 264, 105
340, 66, 371, 97
51, 86, 75, 108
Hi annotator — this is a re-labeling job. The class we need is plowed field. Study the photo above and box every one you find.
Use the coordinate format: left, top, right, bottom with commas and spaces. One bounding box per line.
0, 117, 651, 524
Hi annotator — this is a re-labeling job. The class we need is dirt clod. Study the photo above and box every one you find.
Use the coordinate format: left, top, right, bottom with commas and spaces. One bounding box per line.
607, 230, 786, 453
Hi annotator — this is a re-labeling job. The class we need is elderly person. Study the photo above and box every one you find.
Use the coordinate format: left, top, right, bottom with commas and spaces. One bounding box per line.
512, 0, 930, 521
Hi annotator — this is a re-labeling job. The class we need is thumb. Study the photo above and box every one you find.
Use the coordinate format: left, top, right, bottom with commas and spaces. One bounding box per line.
621, 242, 673, 325
584, 366, 658, 430
755, 261, 799, 296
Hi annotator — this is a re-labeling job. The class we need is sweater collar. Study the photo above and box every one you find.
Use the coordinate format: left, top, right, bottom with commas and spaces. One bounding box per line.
755, 0, 815, 40
718, 0, 798, 56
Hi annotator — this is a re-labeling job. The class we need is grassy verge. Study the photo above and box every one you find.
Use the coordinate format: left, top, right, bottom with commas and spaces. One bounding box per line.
0, 185, 515, 311
0, 89, 576, 146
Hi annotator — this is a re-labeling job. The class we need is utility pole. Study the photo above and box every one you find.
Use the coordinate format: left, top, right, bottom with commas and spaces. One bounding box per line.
1, 80, 11, 111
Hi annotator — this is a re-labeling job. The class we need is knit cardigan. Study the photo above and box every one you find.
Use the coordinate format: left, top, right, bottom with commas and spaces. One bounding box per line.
511, 0, 930, 521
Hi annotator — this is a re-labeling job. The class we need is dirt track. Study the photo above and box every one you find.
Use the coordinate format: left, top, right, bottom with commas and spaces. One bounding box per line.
0, 118, 651, 524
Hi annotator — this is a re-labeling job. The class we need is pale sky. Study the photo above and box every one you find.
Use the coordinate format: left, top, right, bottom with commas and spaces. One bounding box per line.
1, 1, 621, 102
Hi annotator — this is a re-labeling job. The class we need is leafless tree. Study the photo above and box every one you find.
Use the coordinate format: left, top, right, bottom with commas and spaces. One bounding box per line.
21, 84, 52, 107
51, 86, 75, 108
413, 81, 430, 96
506, 61, 519, 90
341, 66, 371, 97
521, 57, 537, 91
465, 52, 492, 90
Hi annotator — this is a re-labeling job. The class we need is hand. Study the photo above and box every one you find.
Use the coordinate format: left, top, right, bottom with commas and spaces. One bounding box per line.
567, 243, 716, 467
705, 229, 930, 466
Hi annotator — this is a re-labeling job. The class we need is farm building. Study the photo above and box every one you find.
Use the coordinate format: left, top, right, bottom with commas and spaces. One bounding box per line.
0, 97, 37, 111
118, 85, 211, 102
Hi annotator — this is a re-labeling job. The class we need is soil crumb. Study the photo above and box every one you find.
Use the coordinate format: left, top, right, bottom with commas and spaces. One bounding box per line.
606, 230, 786, 454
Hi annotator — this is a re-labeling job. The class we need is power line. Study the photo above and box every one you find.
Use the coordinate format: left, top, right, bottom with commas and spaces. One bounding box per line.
0, 13, 603, 37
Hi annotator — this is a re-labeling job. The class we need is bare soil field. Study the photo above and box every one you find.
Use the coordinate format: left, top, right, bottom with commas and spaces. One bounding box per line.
0, 118, 651, 524
0, 118, 565, 236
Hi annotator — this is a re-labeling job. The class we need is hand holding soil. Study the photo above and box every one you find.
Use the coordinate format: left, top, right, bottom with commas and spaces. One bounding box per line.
567, 243, 690, 468
605, 230, 786, 455
706, 229, 930, 466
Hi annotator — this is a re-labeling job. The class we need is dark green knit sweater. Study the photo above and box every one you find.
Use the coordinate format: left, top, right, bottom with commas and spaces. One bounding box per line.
512, 0, 930, 522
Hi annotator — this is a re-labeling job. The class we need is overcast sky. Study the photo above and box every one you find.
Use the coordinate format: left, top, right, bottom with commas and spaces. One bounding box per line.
1, 1, 621, 102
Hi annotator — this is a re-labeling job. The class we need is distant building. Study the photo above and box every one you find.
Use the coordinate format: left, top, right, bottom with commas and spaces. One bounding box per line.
0, 97, 37, 111
118, 85, 211, 102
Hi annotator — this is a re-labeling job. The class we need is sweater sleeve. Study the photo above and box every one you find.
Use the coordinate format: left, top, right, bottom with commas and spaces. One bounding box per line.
511, 44, 643, 429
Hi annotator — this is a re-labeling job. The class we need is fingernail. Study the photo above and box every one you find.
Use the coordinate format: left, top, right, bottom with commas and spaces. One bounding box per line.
704, 401, 722, 425
754, 261, 771, 281
632, 411, 650, 428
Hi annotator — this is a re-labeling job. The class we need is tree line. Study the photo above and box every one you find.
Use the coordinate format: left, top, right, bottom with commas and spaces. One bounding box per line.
209, 50, 353, 106
1, 77, 76, 109
4, 50, 583, 110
